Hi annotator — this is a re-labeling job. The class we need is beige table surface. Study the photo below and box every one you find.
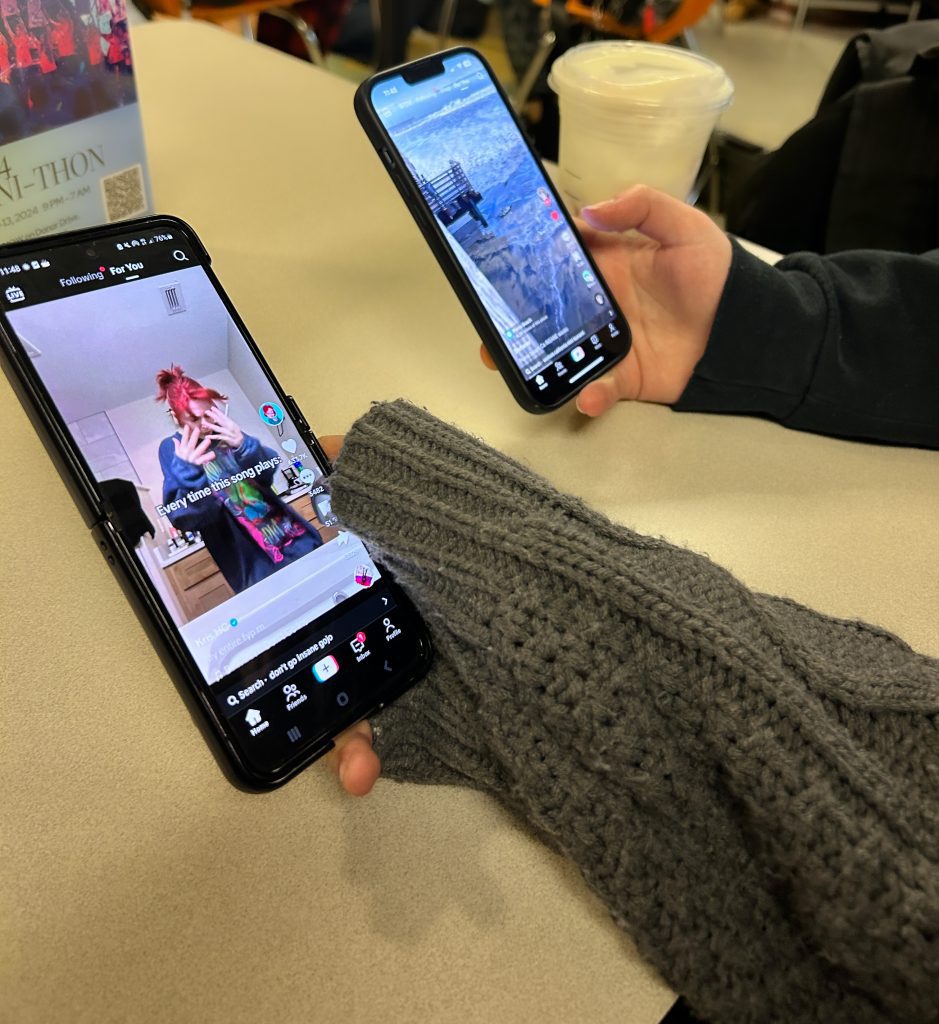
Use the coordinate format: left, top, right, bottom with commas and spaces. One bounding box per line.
2, 20, 938, 1024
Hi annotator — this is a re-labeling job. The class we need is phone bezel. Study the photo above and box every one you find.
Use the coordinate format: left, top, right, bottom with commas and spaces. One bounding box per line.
354, 46, 631, 414
0, 215, 432, 788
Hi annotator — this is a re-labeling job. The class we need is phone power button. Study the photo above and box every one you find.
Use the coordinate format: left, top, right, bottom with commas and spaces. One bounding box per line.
380, 147, 396, 170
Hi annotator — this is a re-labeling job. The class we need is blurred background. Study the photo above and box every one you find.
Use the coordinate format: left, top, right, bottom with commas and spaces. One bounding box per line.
126, 0, 939, 254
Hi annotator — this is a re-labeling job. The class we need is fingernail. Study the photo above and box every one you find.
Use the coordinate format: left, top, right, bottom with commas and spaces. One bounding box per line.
338, 759, 348, 786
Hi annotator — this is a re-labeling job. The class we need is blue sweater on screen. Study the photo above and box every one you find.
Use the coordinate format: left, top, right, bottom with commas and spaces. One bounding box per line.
158, 432, 321, 594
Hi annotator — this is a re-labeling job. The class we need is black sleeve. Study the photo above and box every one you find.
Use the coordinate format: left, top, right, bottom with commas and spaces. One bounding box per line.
672, 241, 939, 448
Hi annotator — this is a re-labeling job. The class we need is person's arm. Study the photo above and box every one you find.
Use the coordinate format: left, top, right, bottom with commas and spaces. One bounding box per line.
201, 409, 280, 487
228, 432, 280, 485
576, 187, 939, 448
158, 436, 225, 532
674, 242, 939, 447
328, 400, 939, 1024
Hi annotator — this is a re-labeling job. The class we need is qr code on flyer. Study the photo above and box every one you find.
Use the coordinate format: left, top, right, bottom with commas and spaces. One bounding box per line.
101, 165, 148, 222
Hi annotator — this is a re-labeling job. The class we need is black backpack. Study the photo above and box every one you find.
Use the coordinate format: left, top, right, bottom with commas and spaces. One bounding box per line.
725, 21, 939, 255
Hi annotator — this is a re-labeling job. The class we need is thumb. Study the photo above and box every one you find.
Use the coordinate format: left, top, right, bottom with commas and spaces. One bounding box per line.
581, 184, 704, 248
575, 374, 624, 417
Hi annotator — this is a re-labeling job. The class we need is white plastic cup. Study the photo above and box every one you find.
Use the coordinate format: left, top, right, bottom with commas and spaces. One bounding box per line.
548, 41, 734, 211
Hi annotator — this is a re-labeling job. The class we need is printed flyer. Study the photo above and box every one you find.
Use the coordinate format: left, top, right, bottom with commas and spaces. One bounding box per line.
0, 0, 151, 243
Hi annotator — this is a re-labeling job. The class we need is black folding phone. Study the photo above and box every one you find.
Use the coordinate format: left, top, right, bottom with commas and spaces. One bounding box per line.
355, 46, 631, 414
0, 216, 432, 789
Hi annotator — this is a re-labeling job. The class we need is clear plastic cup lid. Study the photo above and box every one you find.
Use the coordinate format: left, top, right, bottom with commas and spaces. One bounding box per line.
548, 41, 734, 112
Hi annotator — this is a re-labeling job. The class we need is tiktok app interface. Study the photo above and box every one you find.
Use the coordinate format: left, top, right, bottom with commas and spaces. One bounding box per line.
372, 50, 628, 397
1, 229, 417, 762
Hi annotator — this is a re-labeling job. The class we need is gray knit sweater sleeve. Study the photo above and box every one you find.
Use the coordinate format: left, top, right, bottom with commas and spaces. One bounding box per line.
329, 400, 939, 1024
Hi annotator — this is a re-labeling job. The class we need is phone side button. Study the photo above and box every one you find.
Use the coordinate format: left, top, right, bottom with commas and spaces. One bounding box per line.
91, 522, 118, 566
285, 394, 310, 432
380, 147, 397, 170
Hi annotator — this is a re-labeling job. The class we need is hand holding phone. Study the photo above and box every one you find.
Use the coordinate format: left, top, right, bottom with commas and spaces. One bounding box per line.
355, 47, 632, 414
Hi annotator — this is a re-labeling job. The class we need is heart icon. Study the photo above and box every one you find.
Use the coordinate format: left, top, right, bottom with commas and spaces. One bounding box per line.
281, 439, 297, 454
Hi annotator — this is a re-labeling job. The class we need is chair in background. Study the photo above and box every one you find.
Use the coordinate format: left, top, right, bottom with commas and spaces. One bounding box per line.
370, 0, 489, 69
256, 0, 349, 63
134, 0, 326, 62
514, 0, 717, 107
792, 0, 920, 33
509, 0, 720, 204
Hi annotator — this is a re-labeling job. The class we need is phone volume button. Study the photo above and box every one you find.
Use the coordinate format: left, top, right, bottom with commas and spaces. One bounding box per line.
285, 394, 310, 432
380, 147, 397, 170
92, 520, 118, 565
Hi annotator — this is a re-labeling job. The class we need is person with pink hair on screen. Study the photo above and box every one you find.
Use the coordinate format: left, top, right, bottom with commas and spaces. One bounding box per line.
156, 364, 322, 595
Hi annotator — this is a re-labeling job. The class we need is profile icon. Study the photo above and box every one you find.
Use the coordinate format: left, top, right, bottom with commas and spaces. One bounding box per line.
258, 401, 284, 426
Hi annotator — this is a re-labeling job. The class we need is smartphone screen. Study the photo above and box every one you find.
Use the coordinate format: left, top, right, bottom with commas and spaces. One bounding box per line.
0, 221, 430, 785
364, 48, 630, 409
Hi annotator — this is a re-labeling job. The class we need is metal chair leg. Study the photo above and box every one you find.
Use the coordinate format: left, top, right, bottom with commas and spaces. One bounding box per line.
513, 3, 557, 109
792, 0, 810, 31
437, 0, 459, 47
688, 131, 721, 211
368, 0, 382, 65
514, 28, 556, 109
260, 6, 325, 64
